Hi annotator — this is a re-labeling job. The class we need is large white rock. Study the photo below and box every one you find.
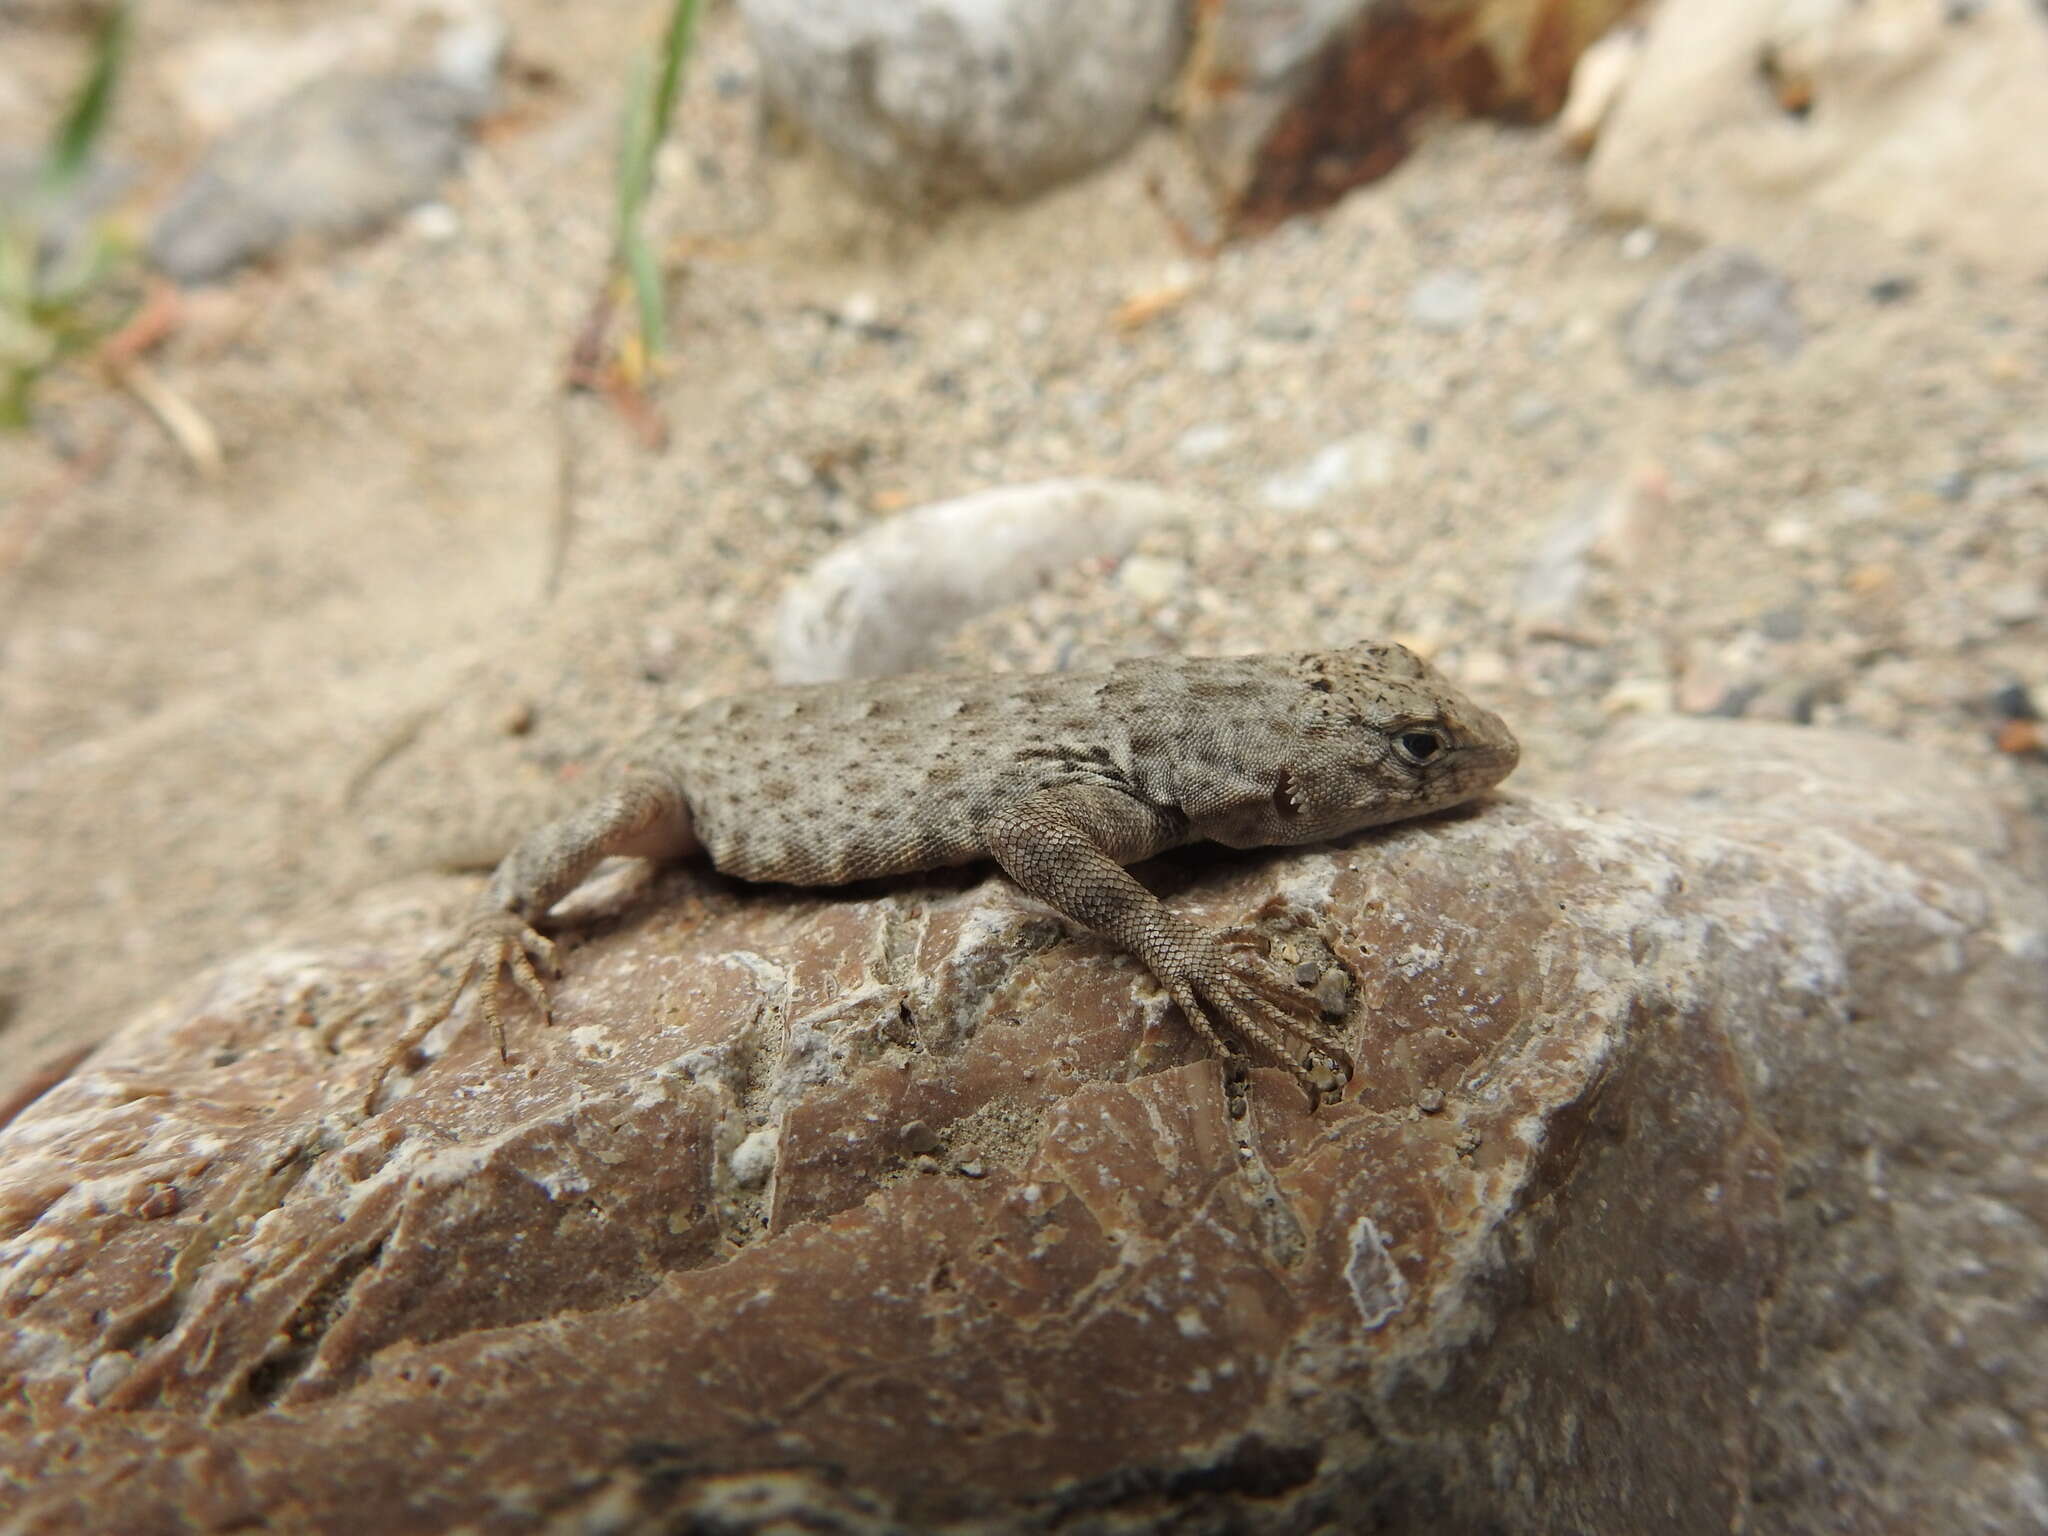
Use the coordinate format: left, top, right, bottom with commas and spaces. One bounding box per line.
739, 0, 1188, 208
771, 478, 1191, 683
1586, 0, 2048, 275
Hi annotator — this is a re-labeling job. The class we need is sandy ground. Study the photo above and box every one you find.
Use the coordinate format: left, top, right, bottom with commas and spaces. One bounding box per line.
1, 1, 2043, 1108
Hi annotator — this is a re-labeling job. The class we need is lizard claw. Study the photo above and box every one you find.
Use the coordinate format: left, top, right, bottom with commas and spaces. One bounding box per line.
1160, 939, 1356, 1111
359, 912, 558, 1115
440, 911, 559, 1060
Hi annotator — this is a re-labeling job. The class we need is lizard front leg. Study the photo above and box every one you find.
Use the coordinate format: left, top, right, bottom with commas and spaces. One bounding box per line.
981, 785, 1353, 1109
403, 768, 698, 1065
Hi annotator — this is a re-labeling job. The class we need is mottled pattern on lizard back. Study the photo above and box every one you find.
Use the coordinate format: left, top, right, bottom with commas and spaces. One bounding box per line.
660, 644, 1515, 886
663, 657, 1211, 885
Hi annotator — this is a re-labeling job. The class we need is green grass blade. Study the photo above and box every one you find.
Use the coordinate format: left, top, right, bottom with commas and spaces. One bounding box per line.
647, 0, 701, 145
612, 0, 702, 361
46, 1, 131, 189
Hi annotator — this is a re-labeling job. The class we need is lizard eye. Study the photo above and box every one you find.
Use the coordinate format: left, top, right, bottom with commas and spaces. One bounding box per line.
1395, 730, 1445, 766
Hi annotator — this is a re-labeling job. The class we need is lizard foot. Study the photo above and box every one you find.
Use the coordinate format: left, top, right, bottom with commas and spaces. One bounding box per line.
358, 913, 557, 1115
438, 910, 559, 1061
1158, 940, 1356, 1111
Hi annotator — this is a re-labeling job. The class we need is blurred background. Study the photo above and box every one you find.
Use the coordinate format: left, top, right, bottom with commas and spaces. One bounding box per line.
0, 0, 2043, 1101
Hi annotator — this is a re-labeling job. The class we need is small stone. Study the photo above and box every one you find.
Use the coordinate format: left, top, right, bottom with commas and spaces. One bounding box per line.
1984, 583, 2041, 626
1458, 651, 1510, 689
1515, 475, 1659, 633
1407, 269, 1484, 333
2009, 429, 2048, 472
132, 1184, 182, 1220
1602, 676, 1675, 716
1292, 961, 1321, 988
1115, 555, 1189, 607
1868, 275, 1918, 305
149, 71, 487, 283
1252, 310, 1318, 341
82, 1353, 136, 1405
1995, 719, 2045, 757
1173, 423, 1238, 463
1989, 683, 2038, 722
1416, 1088, 1445, 1114
433, 17, 508, 99
405, 201, 460, 242
1623, 246, 1802, 386
1765, 517, 1813, 550
1507, 393, 1560, 434
954, 1159, 987, 1180
1676, 660, 1738, 717
1758, 607, 1805, 642
1703, 685, 1761, 720
898, 1119, 941, 1155
1313, 967, 1350, 1017
1259, 432, 1397, 511
1619, 226, 1659, 261
1189, 315, 1241, 377
1835, 487, 1888, 522
729, 1125, 780, 1190
1747, 678, 1828, 726
839, 291, 881, 330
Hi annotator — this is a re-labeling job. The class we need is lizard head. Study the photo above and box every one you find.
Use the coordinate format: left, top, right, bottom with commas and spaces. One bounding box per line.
1289, 640, 1518, 835
1197, 642, 1519, 849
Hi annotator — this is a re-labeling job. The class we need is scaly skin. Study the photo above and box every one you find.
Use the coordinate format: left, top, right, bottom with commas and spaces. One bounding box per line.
396, 642, 1519, 1109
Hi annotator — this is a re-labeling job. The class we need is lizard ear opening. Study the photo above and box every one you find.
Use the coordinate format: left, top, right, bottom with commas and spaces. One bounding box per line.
1271, 768, 1303, 819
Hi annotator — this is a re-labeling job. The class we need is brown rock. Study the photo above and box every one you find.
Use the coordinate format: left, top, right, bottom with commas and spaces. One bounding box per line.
1181, 0, 1638, 232
1, 722, 2044, 1532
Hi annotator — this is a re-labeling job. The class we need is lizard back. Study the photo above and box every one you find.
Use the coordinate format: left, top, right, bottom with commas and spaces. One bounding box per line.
661, 655, 1307, 887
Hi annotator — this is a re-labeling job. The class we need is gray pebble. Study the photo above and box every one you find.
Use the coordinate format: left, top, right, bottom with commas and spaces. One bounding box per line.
1407, 269, 1484, 333
1990, 682, 2038, 722
1624, 246, 1802, 386
1759, 607, 1805, 642
1313, 967, 1350, 1017
149, 72, 486, 283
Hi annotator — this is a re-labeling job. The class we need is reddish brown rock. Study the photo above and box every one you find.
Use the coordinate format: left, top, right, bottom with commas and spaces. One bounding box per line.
1181, 0, 1640, 232
1, 721, 2044, 1532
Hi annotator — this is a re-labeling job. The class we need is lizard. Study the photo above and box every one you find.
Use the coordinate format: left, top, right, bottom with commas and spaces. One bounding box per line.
399, 641, 1519, 1108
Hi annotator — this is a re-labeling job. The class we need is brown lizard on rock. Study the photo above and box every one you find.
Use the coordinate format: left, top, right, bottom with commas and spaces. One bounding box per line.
406, 642, 1518, 1107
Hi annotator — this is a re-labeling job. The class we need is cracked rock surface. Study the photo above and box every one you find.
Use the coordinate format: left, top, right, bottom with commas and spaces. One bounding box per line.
1, 721, 2043, 1534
